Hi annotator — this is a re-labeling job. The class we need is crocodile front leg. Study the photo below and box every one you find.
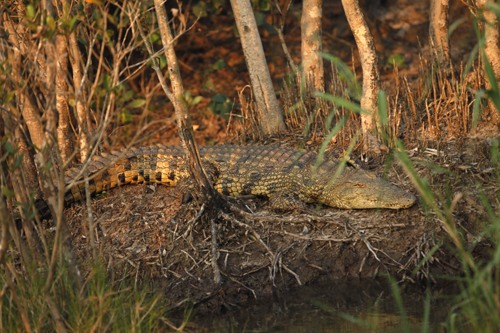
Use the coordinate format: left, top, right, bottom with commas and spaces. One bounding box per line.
269, 189, 307, 211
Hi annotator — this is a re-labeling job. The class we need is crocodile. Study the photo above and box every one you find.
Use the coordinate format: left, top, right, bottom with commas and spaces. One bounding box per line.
57, 145, 416, 211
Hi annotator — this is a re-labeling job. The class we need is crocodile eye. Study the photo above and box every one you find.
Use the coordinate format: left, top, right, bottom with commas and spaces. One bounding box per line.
353, 182, 366, 188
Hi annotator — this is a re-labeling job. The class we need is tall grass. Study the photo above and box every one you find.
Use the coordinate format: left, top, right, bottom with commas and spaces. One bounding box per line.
0, 260, 181, 332
294, 7, 500, 330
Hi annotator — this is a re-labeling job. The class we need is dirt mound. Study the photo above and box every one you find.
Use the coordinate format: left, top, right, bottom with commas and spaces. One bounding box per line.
64, 148, 476, 312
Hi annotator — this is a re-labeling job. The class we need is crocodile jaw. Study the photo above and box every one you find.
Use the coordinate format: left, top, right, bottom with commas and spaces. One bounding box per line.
320, 170, 416, 209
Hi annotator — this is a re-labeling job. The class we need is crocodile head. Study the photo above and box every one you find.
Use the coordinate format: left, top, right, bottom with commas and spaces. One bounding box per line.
319, 168, 416, 209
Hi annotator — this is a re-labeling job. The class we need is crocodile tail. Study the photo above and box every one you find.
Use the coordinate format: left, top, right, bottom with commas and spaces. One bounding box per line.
63, 145, 187, 205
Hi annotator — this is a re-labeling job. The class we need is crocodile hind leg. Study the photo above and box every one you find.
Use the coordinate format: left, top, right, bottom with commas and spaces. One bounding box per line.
176, 161, 219, 203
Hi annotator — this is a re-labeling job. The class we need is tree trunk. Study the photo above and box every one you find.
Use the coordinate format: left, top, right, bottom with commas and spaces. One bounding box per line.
341, 0, 385, 152
476, 0, 500, 126
55, 35, 72, 163
42, 0, 58, 150
230, 0, 287, 134
301, 0, 324, 90
64, 0, 90, 161
151, 0, 227, 285
429, 0, 452, 74
4, 16, 45, 149
153, 0, 218, 201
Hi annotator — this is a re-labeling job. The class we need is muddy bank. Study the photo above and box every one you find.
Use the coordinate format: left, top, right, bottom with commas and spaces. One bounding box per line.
62, 139, 494, 312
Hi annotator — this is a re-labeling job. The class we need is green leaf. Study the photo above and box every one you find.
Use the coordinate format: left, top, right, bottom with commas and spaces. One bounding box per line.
121, 110, 132, 123
13, 155, 24, 170
203, 77, 216, 91
320, 52, 362, 97
2, 186, 14, 199
148, 33, 160, 44
208, 94, 233, 120
386, 54, 406, 69
148, 55, 167, 69
102, 74, 112, 90
69, 15, 79, 32
191, 96, 203, 106
211, 93, 227, 103
46, 16, 56, 31
212, 0, 225, 10
254, 11, 266, 26
377, 90, 388, 127
314, 92, 368, 115
127, 99, 146, 108
77, 36, 88, 46
258, 0, 270, 11
123, 90, 135, 102
158, 55, 167, 69
27, 4, 36, 19
472, 90, 486, 128
193, 1, 208, 18
4, 141, 14, 154
213, 59, 226, 70
2, 91, 14, 104
262, 22, 277, 35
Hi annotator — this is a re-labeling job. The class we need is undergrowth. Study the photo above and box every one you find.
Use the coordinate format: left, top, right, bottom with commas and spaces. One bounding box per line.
301, 15, 500, 332
0, 260, 190, 332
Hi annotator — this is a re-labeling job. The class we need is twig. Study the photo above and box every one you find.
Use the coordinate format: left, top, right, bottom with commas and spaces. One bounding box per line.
221, 272, 257, 298
282, 263, 302, 286
271, 0, 297, 71
221, 212, 273, 254
180, 250, 199, 267
211, 219, 221, 286
4, 265, 33, 333
0, 194, 12, 264
272, 230, 353, 242
84, 169, 96, 259
45, 294, 68, 333
345, 220, 382, 264
180, 204, 204, 239
229, 204, 348, 227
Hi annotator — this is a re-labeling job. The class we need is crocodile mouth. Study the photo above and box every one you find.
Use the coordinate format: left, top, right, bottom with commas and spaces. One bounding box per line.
370, 191, 416, 209
340, 191, 416, 209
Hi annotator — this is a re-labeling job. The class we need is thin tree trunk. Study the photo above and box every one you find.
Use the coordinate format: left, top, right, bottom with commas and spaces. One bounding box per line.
69, 32, 90, 161
42, 0, 58, 149
2, 109, 44, 259
301, 0, 324, 90
341, 0, 385, 152
41, 0, 83, 292
4, 16, 45, 149
429, 0, 452, 74
153, 0, 218, 200
55, 35, 72, 163
149, 0, 227, 285
64, 0, 90, 161
230, 0, 286, 134
12, 127, 44, 260
476, 0, 500, 126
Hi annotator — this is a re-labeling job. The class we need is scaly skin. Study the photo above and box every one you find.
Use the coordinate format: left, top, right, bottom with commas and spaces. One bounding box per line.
60, 145, 415, 211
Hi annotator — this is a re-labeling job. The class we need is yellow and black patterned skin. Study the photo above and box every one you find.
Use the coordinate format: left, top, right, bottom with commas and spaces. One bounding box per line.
62, 145, 416, 211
